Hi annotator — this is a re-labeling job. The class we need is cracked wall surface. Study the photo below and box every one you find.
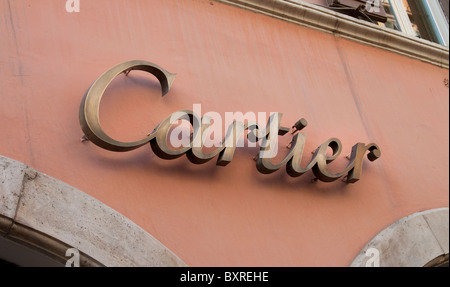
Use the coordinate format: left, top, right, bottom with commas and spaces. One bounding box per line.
0, 155, 187, 267
351, 208, 449, 267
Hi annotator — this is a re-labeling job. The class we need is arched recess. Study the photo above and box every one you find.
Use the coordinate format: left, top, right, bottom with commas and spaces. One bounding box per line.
351, 208, 449, 267
0, 155, 187, 267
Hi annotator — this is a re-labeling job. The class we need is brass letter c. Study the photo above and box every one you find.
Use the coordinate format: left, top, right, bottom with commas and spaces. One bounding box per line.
79, 60, 176, 152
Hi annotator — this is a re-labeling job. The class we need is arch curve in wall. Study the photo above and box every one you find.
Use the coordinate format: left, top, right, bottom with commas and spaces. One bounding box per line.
351, 208, 449, 267
0, 155, 187, 267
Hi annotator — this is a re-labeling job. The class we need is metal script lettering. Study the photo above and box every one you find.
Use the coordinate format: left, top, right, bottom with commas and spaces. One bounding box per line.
79, 60, 381, 184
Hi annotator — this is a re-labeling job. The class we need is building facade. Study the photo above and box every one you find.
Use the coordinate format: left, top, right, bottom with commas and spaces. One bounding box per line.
0, 0, 449, 267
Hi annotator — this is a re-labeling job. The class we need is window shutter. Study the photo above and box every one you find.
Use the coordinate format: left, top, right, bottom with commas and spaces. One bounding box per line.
438, 0, 449, 24
326, 0, 388, 23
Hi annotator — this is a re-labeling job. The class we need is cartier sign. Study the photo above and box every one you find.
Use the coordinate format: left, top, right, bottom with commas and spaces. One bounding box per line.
79, 60, 381, 184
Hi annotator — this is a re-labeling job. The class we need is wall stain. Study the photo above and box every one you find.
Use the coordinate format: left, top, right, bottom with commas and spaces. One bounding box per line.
5, 0, 34, 166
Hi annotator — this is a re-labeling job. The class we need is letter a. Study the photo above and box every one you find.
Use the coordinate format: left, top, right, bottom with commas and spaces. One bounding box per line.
66, 0, 80, 13
180, 274, 187, 282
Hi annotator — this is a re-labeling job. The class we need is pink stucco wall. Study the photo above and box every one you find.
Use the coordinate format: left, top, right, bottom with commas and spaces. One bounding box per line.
0, 0, 448, 266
